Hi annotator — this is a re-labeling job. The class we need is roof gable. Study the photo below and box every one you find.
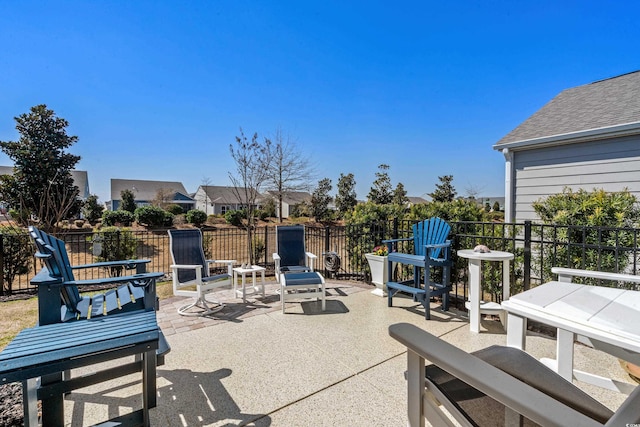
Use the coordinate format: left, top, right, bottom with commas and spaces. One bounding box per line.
0, 166, 90, 198
111, 179, 192, 201
200, 186, 251, 205
496, 71, 640, 147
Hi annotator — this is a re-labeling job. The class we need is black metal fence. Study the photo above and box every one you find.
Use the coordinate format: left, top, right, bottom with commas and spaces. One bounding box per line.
2, 221, 639, 302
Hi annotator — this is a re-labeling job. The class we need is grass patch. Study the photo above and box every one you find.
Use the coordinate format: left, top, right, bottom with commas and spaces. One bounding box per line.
0, 297, 38, 351
0, 281, 174, 351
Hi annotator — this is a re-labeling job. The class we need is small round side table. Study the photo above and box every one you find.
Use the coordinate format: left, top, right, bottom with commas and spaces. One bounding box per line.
457, 249, 514, 333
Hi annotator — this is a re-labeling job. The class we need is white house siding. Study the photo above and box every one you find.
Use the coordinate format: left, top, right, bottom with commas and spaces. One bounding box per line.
512, 134, 640, 222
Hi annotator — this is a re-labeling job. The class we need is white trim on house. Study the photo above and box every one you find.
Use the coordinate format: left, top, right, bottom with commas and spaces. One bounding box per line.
494, 122, 640, 152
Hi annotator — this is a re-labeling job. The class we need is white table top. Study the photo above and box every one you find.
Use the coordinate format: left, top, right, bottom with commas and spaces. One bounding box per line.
503, 281, 640, 351
457, 249, 514, 261
233, 265, 266, 273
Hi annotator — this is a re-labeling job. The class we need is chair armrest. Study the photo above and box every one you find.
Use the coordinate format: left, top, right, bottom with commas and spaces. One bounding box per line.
382, 237, 412, 244
206, 259, 236, 265
170, 264, 203, 270
71, 259, 151, 270
551, 267, 640, 284
272, 253, 281, 261
65, 272, 164, 288
389, 323, 602, 427
306, 252, 317, 271
424, 241, 451, 249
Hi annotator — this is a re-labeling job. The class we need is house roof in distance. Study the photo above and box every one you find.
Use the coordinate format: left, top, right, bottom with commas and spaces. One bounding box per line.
265, 190, 311, 205
111, 179, 192, 201
199, 185, 264, 205
0, 166, 90, 197
495, 71, 640, 148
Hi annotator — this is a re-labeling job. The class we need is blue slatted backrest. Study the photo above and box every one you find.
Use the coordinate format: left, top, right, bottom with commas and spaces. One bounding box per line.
276, 225, 307, 268
29, 226, 81, 313
412, 217, 451, 259
167, 229, 209, 283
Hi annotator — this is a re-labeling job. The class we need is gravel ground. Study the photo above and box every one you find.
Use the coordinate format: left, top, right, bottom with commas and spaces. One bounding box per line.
0, 383, 24, 427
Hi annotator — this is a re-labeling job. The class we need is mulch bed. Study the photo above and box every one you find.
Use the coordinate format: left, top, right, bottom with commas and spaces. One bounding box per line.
0, 383, 25, 427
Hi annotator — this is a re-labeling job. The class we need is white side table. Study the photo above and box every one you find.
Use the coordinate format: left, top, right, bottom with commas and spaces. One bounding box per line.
233, 265, 266, 303
457, 249, 514, 333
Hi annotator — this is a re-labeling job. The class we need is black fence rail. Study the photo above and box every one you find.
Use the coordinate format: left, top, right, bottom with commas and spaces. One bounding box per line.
2, 221, 639, 303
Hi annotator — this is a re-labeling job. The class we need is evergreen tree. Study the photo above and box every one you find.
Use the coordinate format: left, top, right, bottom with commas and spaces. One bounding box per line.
120, 189, 137, 213
429, 175, 457, 202
335, 173, 357, 215
310, 178, 333, 221
0, 105, 81, 230
393, 182, 408, 206
367, 164, 393, 204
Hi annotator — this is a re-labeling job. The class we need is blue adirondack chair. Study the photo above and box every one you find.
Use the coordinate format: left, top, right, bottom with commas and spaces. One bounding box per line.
383, 217, 452, 320
29, 226, 161, 322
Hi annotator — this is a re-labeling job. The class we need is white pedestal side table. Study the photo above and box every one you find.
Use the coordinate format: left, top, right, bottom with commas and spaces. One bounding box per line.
457, 249, 514, 333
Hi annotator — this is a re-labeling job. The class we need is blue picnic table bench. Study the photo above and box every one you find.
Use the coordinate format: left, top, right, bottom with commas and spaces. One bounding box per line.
0, 227, 170, 426
0, 310, 160, 427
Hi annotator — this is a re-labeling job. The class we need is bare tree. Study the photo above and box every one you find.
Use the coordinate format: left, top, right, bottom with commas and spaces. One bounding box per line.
152, 188, 175, 209
199, 177, 212, 214
266, 128, 314, 222
464, 182, 485, 200
229, 129, 272, 265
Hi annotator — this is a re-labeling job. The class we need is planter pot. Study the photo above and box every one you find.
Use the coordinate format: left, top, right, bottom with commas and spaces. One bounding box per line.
365, 253, 392, 297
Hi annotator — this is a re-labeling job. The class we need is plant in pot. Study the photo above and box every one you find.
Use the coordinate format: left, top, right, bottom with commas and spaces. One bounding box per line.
365, 244, 392, 297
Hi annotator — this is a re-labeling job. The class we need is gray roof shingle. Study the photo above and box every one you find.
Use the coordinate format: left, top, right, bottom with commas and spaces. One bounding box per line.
110, 179, 192, 202
496, 71, 640, 146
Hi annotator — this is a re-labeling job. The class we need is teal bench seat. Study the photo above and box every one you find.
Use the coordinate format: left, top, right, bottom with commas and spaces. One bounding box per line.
0, 310, 161, 427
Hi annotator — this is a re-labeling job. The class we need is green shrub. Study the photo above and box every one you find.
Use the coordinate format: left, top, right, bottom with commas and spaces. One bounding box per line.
343, 202, 405, 271
163, 211, 174, 227
0, 226, 31, 295
255, 209, 269, 221
225, 209, 244, 226
186, 209, 207, 226
90, 226, 138, 277
408, 199, 485, 222
82, 194, 104, 223
165, 204, 184, 215
8, 208, 29, 226
532, 188, 640, 283
261, 198, 277, 218
135, 206, 173, 228
102, 210, 134, 226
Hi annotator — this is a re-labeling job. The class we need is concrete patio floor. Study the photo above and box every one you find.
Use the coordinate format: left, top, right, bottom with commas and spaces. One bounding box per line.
64, 280, 635, 426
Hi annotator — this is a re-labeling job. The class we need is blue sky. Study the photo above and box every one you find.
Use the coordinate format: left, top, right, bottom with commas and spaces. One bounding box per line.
1, 1, 639, 204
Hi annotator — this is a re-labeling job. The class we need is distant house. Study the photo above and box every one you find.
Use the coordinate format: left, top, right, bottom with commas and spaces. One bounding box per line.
264, 191, 312, 219
0, 166, 90, 199
476, 196, 505, 211
0, 166, 91, 213
494, 71, 640, 222
108, 179, 195, 211
194, 185, 264, 215
407, 196, 428, 207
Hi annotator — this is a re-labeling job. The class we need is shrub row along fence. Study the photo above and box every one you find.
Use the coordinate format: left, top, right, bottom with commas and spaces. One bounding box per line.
2, 221, 639, 306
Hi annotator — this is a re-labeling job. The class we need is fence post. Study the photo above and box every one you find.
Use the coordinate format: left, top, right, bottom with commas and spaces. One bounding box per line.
263, 226, 269, 265
324, 226, 331, 253
524, 221, 531, 291
393, 217, 399, 240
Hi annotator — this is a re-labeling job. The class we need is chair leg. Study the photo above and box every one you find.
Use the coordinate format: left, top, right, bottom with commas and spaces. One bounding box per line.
178, 295, 224, 317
